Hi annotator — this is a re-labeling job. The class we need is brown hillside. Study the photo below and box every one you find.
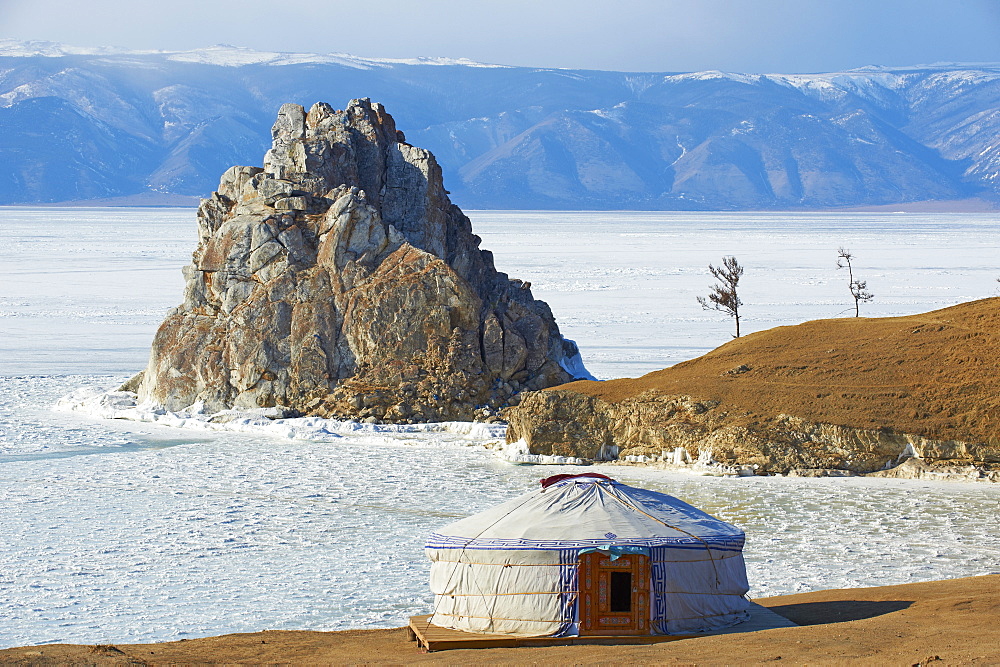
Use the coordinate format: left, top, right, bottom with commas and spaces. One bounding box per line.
556, 298, 1000, 445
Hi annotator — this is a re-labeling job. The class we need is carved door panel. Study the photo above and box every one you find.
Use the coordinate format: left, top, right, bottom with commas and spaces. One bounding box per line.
578, 551, 649, 635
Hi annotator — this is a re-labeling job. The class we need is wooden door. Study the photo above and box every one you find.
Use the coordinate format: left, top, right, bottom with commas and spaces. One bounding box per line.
578, 551, 650, 635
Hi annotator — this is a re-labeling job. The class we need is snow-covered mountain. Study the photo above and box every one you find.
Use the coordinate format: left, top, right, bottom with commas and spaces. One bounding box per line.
1, 40, 998, 209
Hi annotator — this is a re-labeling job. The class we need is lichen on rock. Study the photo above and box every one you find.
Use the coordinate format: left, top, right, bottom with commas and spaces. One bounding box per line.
132, 99, 588, 421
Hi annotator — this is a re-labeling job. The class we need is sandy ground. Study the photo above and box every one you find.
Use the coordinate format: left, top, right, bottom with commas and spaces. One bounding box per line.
1, 574, 997, 665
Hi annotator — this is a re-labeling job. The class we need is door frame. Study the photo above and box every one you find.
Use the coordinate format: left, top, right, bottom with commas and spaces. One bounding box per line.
578, 551, 650, 635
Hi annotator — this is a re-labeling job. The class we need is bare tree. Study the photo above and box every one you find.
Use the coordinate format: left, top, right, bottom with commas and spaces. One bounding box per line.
837, 247, 873, 317
697, 256, 744, 337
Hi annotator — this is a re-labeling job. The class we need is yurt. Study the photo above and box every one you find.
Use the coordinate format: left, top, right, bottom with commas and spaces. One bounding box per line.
425, 473, 750, 637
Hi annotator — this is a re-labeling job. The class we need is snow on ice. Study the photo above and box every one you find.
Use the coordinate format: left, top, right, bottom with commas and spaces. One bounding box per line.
1, 207, 999, 648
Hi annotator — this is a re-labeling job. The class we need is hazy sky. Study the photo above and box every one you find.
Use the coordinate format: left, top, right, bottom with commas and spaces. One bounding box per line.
2, 0, 999, 73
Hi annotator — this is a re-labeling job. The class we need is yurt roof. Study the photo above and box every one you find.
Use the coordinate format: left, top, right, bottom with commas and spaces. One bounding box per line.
427, 473, 744, 552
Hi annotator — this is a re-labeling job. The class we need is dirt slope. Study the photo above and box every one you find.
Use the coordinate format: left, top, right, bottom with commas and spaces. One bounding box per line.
2, 575, 997, 665
558, 298, 1000, 446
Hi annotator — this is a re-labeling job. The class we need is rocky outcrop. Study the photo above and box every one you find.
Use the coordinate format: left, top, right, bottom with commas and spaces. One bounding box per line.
504, 389, 1000, 478
131, 99, 587, 421
504, 299, 1000, 480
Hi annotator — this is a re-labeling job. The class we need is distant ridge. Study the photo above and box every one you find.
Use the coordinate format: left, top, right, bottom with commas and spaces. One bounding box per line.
0, 40, 510, 69
1, 40, 999, 210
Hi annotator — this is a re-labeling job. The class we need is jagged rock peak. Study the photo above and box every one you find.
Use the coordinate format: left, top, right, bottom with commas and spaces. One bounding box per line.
132, 99, 590, 422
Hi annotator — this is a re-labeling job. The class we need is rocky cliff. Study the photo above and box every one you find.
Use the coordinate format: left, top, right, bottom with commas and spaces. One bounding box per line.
504, 299, 1000, 479
131, 99, 587, 421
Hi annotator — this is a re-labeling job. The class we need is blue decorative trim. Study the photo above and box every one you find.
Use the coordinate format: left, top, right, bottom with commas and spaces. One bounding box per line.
651, 545, 669, 630
578, 545, 651, 560
555, 548, 577, 636
425, 532, 745, 552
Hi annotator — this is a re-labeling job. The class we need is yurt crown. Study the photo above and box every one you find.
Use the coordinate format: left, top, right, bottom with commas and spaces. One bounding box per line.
539, 473, 615, 489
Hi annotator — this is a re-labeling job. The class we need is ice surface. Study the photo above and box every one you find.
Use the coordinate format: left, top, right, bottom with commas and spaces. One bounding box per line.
0, 207, 194, 376
494, 437, 585, 465
468, 210, 1000, 379
6, 207, 999, 380
558, 338, 597, 381
1, 207, 999, 648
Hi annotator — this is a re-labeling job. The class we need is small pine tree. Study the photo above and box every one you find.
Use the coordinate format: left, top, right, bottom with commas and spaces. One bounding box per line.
837, 247, 873, 317
697, 256, 743, 337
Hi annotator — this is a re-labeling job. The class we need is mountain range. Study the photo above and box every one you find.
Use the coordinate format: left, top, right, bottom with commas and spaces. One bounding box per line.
1, 40, 998, 210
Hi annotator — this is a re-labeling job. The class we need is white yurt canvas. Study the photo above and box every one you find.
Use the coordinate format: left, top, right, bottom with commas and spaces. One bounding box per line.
425, 473, 750, 637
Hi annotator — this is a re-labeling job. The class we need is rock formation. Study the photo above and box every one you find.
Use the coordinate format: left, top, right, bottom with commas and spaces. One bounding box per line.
505, 389, 999, 480
504, 299, 1000, 480
130, 99, 588, 421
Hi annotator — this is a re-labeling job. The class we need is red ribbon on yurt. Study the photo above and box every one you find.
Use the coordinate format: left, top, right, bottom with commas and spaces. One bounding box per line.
539, 472, 614, 489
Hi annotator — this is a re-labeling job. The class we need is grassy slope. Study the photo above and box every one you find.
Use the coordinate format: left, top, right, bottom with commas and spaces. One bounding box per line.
555, 298, 1000, 444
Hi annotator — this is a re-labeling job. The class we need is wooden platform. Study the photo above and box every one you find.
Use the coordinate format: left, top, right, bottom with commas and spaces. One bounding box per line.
407, 616, 693, 652
407, 604, 797, 652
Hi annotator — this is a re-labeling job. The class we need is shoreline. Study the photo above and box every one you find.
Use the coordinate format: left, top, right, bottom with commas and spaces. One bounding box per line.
5, 196, 996, 213
50, 385, 1000, 484
2, 575, 997, 665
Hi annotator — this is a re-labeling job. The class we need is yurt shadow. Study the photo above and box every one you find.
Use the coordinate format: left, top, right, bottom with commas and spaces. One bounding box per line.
764, 599, 914, 626
411, 473, 792, 651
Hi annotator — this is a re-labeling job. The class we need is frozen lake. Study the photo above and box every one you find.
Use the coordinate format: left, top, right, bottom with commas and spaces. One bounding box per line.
1, 207, 998, 648
5, 207, 1000, 379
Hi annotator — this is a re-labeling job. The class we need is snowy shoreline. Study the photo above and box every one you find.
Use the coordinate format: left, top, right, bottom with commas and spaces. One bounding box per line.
54, 386, 506, 443
54, 385, 997, 483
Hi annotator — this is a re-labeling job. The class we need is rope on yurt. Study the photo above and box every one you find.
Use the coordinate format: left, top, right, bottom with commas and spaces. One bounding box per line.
423, 490, 543, 635
598, 482, 724, 588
